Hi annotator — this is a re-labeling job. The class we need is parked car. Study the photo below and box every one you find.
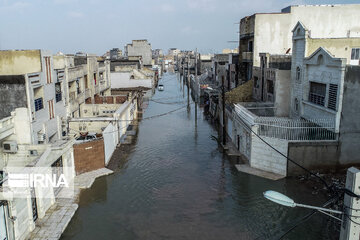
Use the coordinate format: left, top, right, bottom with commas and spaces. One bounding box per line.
158, 84, 164, 91
75, 132, 97, 144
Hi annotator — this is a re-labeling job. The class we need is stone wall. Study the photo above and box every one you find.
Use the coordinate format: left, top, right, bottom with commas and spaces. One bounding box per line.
250, 133, 288, 176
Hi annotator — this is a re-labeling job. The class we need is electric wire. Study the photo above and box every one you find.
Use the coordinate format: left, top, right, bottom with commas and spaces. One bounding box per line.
275, 196, 340, 240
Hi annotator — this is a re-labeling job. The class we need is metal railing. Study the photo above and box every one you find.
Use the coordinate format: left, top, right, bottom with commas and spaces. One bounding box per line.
309, 92, 325, 106
255, 117, 336, 141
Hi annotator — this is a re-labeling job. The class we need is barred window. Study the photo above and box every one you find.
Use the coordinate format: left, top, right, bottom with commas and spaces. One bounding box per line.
309, 82, 326, 106
296, 67, 301, 83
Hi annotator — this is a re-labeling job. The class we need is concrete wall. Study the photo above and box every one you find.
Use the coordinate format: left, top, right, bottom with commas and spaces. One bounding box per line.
274, 69, 291, 116
307, 38, 360, 64
253, 4, 360, 68
80, 104, 121, 117
0, 50, 41, 75
339, 66, 360, 165
126, 40, 152, 66
73, 139, 105, 175
250, 133, 288, 176
0, 76, 27, 119
103, 123, 118, 165
69, 120, 110, 135
287, 141, 340, 175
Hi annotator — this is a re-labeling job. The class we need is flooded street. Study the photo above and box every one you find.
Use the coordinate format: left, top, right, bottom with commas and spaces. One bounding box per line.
61, 72, 337, 240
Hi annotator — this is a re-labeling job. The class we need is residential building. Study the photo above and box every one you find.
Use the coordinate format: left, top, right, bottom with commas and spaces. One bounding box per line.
232, 22, 360, 177
110, 48, 122, 60
168, 48, 180, 56
125, 40, 152, 66
252, 53, 291, 116
0, 50, 75, 240
53, 53, 111, 119
238, 4, 360, 84
212, 54, 229, 86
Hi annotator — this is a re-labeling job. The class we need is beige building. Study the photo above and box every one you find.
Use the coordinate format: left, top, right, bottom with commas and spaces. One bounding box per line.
0, 50, 75, 240
0, 50, 112, 240
239, 4, 360, 83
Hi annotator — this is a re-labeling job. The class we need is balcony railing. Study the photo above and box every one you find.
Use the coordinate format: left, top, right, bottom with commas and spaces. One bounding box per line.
255, 117, 336, 141
234, 104, 337, 141
309, 92, 325, 106
0, 116, 14, 139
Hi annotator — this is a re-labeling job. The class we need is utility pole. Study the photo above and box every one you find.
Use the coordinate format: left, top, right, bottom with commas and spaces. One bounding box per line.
222, 77, 226, 146
195, 48, 198, 124
340, 167, 360, 240
187, 54, 190, 110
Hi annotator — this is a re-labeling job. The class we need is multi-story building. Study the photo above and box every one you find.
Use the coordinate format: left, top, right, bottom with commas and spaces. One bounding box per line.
168, 48, 180, 56
0, 50, 75, 240
110, 48, 122, 60
53, 53, 111, 118
124, 40, 152, 66
232, 22, 360, 177
238, 4, 360, 84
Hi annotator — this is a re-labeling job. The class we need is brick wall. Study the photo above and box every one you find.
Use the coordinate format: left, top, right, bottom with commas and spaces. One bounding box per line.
73, 139, 105, 175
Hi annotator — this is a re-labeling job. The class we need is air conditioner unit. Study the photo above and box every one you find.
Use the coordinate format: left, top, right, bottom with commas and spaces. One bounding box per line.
3, 141, 18, 153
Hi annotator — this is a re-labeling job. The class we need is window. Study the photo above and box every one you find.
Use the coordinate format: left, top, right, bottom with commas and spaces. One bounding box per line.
55, 83, 62, 102
309, 82, 326, 106
267, 80, 274, 94
294, 98, 299, 113
35, 98, 43, 111
248, 41, 253, 52
76, 79, 81, 94
351, 48, 360, 60
93, 73, 97, 85
34, 87, 44, 111
328, 84, 338, 111
317, 55, 324, 65
296, 67, 301, 83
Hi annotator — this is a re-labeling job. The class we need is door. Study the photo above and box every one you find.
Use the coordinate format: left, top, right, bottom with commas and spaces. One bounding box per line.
30, 188, 38, 222
52, 157, 63, 196
0, 202, 8, 240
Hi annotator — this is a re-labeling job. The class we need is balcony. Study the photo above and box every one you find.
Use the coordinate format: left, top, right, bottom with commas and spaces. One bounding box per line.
0, 116, 14, 140
242, 52, 253, 62
234, 103, 337, 141
85, 89, 91, 99
95, 84, 100, 94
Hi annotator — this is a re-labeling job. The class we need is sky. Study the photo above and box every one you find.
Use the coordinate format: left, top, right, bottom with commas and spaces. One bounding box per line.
0, 0, 359, 55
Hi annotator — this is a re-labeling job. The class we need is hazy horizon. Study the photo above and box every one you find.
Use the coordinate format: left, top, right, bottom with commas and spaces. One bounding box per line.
1, 0, 359, 55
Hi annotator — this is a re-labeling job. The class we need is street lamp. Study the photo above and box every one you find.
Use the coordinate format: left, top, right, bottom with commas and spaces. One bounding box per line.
263, 190, 343, 221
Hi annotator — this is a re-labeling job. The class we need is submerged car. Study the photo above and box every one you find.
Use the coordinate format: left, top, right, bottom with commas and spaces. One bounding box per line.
158, 84, 164, 91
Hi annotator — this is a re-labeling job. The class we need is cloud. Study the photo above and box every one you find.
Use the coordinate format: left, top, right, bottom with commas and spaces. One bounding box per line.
186, 0, 217, 12
67, 11, 84, 18
0, 1, 30, 12
159, 3, 175, 13
181, 26, 199, 34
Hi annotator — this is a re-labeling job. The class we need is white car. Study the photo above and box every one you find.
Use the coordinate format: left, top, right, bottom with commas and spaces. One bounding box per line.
75, 133, 97, 144
158, 84, 164, 91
